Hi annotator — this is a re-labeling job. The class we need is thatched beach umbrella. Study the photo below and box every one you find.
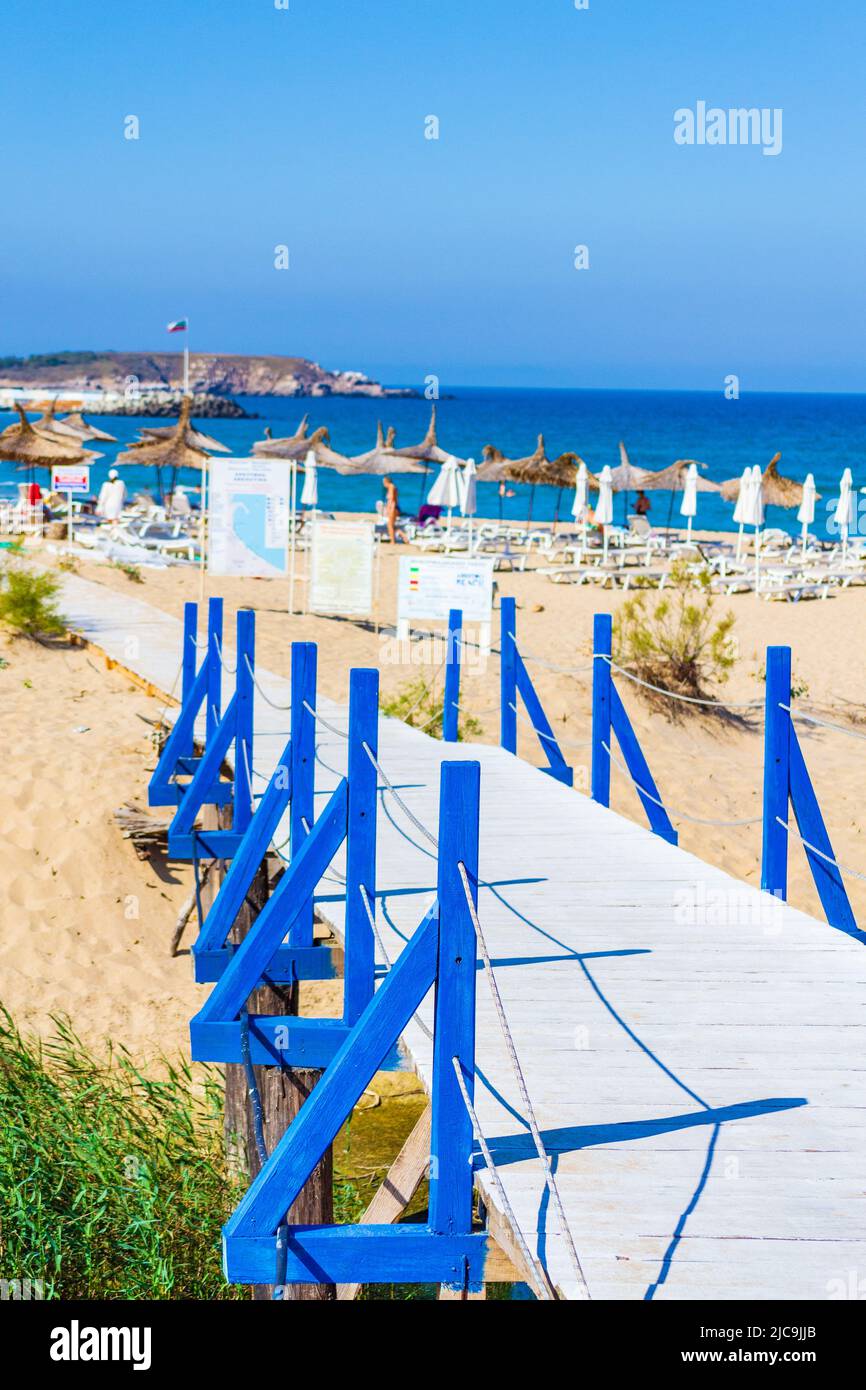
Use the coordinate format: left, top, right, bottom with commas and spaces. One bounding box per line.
115, 397, 213, 510
138, 419, 229, 452
252, 416, 324, 461
0, 404, 99, 471
385, 405, 454, 466
610, 441, 653, 524
57, 411, 117, 443
721, 453, 810, 509
333, 422, 429, 477
29, 400, 118, 445
639, 458, 721, 533
478, 435, 595, 527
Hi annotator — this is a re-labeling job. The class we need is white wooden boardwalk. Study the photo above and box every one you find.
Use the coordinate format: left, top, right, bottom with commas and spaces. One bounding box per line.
62, 575, 866, 1301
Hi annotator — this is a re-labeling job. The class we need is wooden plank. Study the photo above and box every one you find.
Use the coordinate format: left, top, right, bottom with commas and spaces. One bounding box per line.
336, 1104, 432, 1300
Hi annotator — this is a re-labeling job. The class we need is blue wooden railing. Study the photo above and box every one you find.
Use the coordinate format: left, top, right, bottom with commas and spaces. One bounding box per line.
189, 665, 381, 1069
167, 606, 256, 861
149, 598, 231, 810
590, 612, 677, 845
499, 596, 572, 785
761, 645, 858, 935
221, 759, 487, 1292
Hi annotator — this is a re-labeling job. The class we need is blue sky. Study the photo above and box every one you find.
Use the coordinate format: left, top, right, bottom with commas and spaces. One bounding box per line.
2, 0, 864, 390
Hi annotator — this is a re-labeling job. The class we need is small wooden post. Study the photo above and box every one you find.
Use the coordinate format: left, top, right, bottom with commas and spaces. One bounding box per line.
344, 668, 378, 1026
206, 596, 224, 741
761, 645, 791, 901
233, 609, 255, 839
591, 612, 612, 807
430, 761, 480, 1247
500, 596, 517, 755
443, 608, 462, 743
289, 641, 317, 948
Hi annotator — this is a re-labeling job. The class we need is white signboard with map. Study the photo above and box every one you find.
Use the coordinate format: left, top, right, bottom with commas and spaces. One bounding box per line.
309, 518, 375, 617
397, 555, 494, 648
207, 458, 289, 578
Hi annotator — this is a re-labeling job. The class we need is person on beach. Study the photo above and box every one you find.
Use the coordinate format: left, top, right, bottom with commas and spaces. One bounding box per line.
96, 468, 127, 522
382, 476, 405, 543
634, 489, 651, 516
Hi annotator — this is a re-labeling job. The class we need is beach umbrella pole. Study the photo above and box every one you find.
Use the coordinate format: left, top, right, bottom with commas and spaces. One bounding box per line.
288, 457, 298, 615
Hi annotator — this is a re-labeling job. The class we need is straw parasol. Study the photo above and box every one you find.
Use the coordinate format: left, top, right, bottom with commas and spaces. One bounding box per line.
335, 422, 428, 476
29, 400, 118, 444
57, 411, 117, 443
477, 436, 597, 527
0, 404, 100, 471
384, 405, 454, 465
138, 419, 229, 452
610, 441, 654, 524
114, 397, 214, 508
721, 453, 812, 509
252, 416, 324, 461
638, 458, 720, 533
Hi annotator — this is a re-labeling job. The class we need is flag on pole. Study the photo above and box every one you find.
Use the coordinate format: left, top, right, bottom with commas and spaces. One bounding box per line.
166, 319, 188, 333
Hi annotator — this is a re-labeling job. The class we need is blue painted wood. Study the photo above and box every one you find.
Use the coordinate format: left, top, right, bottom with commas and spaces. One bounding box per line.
192, 780, 348, 1033
610, 684, 678, 845
193, 944, 337, 984
500, 596, 517, 754
232, 609, 255, 837
443, 608, 462, 743
789, 731, 859, 936
290, 642, 317, 948
225, 906, 439, 1241
193, 1016, 355, 1067
206, 596, 223, 741
168, 691, 238, 844
591, 612, 612, 806
191, 735, 293, 973
223, 1224, 487, 1287
761, 645, 791, 902
514, 651, 573, 785
149, 598, 226, 808
168, 829, 245, 859
344, 669, 379, 1025
180, 602, 198, 759
430, 761, 479, 1238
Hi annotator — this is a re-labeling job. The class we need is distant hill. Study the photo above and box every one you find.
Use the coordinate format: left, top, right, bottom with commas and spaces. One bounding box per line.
0, 351, 417, 399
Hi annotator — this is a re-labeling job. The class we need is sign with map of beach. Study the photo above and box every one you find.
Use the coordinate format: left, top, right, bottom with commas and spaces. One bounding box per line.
207, 458, 289, 578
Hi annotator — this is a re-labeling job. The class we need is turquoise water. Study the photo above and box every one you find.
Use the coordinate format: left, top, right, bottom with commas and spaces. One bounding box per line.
3, 388, 865, 540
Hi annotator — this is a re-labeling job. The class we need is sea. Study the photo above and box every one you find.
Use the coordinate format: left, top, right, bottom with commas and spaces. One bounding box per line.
3, 388, 865, 541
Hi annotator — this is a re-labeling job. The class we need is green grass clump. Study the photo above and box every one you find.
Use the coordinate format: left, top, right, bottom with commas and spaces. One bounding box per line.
0, 1011, 242, 1299
381, 678, 482, 741
0, 567, 65, 638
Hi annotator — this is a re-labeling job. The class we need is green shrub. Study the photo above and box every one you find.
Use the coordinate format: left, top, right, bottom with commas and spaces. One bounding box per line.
613, 561, 736, 715
0, 568, 65, 638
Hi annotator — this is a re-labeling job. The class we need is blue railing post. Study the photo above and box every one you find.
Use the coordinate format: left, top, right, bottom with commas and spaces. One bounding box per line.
344, 668, 379, 1025
233, 609, 255, 837
443, 607, 462, 743
592, 612, 612, 806
500, 596, 517, 755
761, 645, 792, 901
430, 760, 480, 1242
206, 596, 224, 742
290, 641, 317, 949
180, 602, 198, 758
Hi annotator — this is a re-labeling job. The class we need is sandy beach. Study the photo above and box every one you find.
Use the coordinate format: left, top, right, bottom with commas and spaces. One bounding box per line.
3, 526, 865, 1065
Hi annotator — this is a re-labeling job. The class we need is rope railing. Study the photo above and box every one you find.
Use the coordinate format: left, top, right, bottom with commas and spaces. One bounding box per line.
608, 660, 764, 712
362, 742, 440, 850
603, 740, 762, 828
450, 1058, 554, 1302
775, 817, 866, 886
509, 702, 592, 752
213, 635, 237, 674
780, 705, 866, 742
358, 885, 434, 1042
455, 861, 590, 1300
244, 654, 292, 711
302, 699, 350, 740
